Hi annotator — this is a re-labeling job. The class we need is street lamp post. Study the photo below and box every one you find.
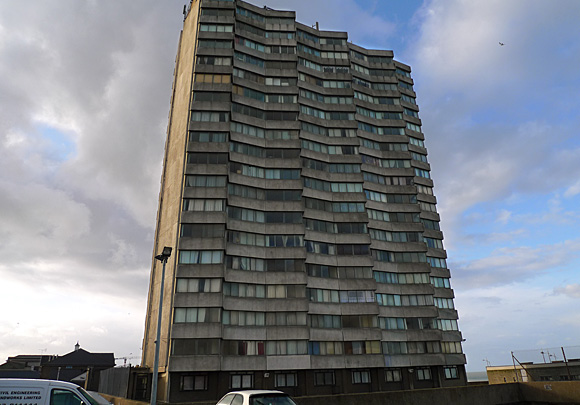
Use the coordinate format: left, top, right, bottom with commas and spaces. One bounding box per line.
151, 246, 172, 405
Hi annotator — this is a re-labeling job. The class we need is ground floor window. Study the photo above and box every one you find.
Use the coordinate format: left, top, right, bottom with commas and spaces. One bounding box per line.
444, 366, 459, 380
314, 370, 335, 386
181, 375, 208, 391
352, 370, 371, 384
385, 368, 402, 382
231, 373, 254, 388
417, 368, 432, 381
275, 372, 297, 387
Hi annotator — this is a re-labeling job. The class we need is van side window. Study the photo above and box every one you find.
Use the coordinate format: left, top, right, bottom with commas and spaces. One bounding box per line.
50, 389, 84, 405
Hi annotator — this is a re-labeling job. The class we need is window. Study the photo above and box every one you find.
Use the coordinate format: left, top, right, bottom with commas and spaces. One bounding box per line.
385, 369, 402, 382
189, 131, 227, 143
417, 368, 432, 381
231, 373, 253, 389
314, 371, 335, 386
179, 250, 223, 264
51, 389, 83, 405
181, 375, 208, 391
344, 341, 381, 354
176, 278, 221, 293
200, 24, 233, 33
190, 111, 229, 122
196, 56, 232, 66
183, 199, 225, 212
172, 339, 220, 355
275, 373, 297, 387
352, 370, 371, 384
444, 366, 459, 380
174, 307, 221, 324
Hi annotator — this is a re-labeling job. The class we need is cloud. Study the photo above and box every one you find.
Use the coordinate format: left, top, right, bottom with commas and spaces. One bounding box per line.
554, 284, 580, 299
451, 240, 580, 290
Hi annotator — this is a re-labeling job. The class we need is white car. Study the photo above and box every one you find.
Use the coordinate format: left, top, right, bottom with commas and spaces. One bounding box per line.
216, 390, 297, 405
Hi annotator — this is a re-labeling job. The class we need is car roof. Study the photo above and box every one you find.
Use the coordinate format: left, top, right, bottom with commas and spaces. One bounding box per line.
224, 390, 286, 397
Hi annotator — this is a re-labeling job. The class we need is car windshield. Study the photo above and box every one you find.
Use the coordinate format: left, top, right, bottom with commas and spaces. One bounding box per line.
77, 388, 104, 405
250, 394, 296, 405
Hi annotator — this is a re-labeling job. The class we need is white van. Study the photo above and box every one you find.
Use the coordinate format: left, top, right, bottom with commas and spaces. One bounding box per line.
0, 379, 104, 405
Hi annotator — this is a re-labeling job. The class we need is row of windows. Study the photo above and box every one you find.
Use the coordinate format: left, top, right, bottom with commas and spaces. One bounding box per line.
372, 250, 426, 263
434, 297, 455, 309
235, 6, 295, 25
189, 131, 228, 143
305, 218, 367, 234
427, 256, 447, 268
354, 91, 400, 105
299, 89, 352, 105
361, 139, 408, 152
224, 310, 306, 326
233, 68, 298, 86
228, 231, 303, 247
300, 105, 354, 121
308, 289, 375, 303
230, 141, 300, 159
376, 293, 434, 307
350, 50, 393, 65
201, 8, 233, 18
415, 168, 431, 179
297, 44, 349, 59
374, 271, 430, 285
417, 184, 434, 195
302, 158, 361, 173
196, 55, 231, 66
380, 317, 458, 331
303, 177, 364, 193
409, 136, 425, 147
193, 91, 230, 103
174, 307, 458, 331
358, 122, 405, 135
383, 341, 461, 355
369, 229, 423, 243
304, 197, 365, 213
228, 206, 302, 224
411, 151, 428, 163
306, 265, 372, 279
179, 366, 459, 392
352, 64, 395, 78
365, 190, 417, 204
232, 103, 298, 121
227, 256, 303, 272
232, 84, 297, 103
357, 107, 402, 120
301, 122, 357, 138
299, 72, 351, 89
200, 24, 233, 33
198, 39, 232, 49
367, 208, 419, 223
181, 224, 225, 238
306, 241, 370, 256
183, 198, 225, 212
352, 77, 398, 91
230, 121, 298, 140
363, 172, 413, 187
301, 140, 358, 155
228, 183, 302, 201
298, 58, 350, 74
235, 52, 297, 70
296, 30, 347, 46
191, 111, 229, 122
230, 162, 300, 180
185, 175, 227, 187
179, 250, 223, 264
425, 237, 444, 249
224, 282, 305, 299
236, 21, 295, 39
187, 153, 228, 165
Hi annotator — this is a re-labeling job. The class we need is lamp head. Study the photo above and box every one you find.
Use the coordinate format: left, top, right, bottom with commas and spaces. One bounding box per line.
155, 246, 172, 262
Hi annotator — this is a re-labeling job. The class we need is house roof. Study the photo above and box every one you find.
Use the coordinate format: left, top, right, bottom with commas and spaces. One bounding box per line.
44, 349, 115, 368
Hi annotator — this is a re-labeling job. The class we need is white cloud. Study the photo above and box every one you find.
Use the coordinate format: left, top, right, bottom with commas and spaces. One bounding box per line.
554, 284, 580, 299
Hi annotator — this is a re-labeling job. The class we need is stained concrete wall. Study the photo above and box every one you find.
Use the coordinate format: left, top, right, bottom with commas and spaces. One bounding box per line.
102, 381, 580, 405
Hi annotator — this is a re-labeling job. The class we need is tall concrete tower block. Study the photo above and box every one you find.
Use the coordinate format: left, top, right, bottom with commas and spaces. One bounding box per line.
142, 0, 466, 401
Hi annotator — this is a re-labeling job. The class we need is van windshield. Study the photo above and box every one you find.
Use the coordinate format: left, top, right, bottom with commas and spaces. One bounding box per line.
77, 388, 102, 405
250, 394, 296, 405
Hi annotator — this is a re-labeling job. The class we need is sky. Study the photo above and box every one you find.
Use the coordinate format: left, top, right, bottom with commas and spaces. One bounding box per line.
1, 0, 579, 373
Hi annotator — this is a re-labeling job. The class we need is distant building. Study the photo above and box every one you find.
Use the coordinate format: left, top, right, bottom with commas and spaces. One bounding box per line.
40, 344, 115, 391
142, 0, 466, 402
0, 355, 57, 379
487, 360, 580, 384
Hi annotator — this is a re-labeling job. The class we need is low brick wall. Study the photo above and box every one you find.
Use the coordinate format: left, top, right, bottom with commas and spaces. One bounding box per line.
100, 381, 580, 405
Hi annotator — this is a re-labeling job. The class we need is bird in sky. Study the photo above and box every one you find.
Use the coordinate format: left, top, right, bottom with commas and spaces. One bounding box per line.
499, 42, 505, 46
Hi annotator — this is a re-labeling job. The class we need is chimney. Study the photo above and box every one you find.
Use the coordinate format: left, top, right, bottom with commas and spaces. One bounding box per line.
75, 342, 80, 351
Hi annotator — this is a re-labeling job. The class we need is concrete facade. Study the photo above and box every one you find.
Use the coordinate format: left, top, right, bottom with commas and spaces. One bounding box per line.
142, 0, 466, 401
